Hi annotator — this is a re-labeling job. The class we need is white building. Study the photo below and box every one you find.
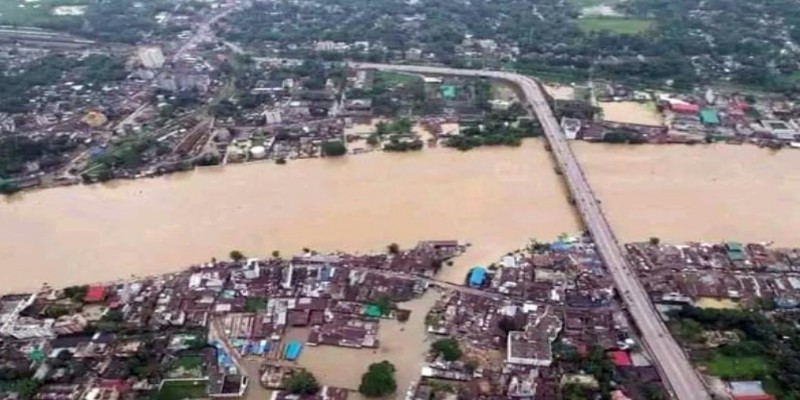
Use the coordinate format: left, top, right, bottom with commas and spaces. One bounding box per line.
506, 312, 562, 367
264, 110, 282, 125
507, 331, 551, 366
561, 117, 582, 140
138, 46, 165, 69
314, 41, 348, 52
405, 48, 423, 61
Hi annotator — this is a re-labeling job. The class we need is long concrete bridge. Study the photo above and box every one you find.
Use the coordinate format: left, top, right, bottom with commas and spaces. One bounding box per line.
350, 62, 710, 400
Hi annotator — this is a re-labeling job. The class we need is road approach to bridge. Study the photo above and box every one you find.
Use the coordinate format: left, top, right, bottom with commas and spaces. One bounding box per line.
351, 62, 711, 400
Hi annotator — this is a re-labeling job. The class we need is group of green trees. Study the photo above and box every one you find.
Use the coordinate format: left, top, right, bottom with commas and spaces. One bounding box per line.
50, 0, 171, 43
217, 0, 800, 91
445, 113, 542, 151
285, 370, 320, 395
63, 285, 89, 303
367, 118, 424, 152
669, 306, 800, 398
431, 338, 462, 361
283, 362, 397, 398
0, 54, 127, 113
0, 134, 78, 181
602, 130, 646, 144
555, 344, 621, 399
83, 136, 160, 182
359, 361, 397, 397
321, 140, 347, 157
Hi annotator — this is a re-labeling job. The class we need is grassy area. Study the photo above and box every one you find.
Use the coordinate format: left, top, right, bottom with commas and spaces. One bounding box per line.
577, 17, 654, 34
375, 71, 423, 87
568, 0, 612, 7
0, 0, 86, 26
703, 354, 770, 380
157, 380, 208, 400
244, 297, 266, 312
491, 82, 519, 102
176, 355, 203, 370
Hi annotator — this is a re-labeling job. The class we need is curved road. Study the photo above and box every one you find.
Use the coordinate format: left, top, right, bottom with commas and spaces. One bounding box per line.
350, 62, 710, 400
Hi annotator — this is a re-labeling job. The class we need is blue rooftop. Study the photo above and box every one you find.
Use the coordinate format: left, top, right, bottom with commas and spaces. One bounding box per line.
468, 267, 486, 288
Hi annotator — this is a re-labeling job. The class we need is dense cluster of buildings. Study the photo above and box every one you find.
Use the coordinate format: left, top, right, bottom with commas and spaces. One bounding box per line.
414, 235, 662, 400
5, 234, 797, 399
627, 240, 800, 310
0, 241, 462, 400
562, 83, 800, 148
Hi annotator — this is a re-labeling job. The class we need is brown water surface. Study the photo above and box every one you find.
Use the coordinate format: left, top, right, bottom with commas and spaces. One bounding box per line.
0, 140, 576, 293
285, 292, 440, 399
573, 142, 800, 246
3, 141, 798, 294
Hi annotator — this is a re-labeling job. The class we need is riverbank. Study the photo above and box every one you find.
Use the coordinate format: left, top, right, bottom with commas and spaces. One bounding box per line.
6, 117, 798, 196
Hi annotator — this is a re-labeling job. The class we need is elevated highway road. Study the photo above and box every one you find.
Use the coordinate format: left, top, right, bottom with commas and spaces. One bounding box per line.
350, 62, 710, 400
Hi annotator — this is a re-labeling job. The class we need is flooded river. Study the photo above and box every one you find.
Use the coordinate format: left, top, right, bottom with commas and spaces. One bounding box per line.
0, 140, 576, 293
2, 141, 799, 294
573, 142, 800, 246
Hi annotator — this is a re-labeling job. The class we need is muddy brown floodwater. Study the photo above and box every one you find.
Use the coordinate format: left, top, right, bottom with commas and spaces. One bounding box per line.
0, 140, 577, 293
573, 142, 800, 246
281, 292, 440, 399
2, 141, 800, 294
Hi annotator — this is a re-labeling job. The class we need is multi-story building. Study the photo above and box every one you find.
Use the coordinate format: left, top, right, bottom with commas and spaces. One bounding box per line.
138, 46, 165, 69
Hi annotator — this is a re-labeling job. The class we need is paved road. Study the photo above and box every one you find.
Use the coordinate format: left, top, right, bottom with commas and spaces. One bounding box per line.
350, 62, 710, 400
172, 0, 241, 63
208, 316, 247, 373
351, 267, 507, 301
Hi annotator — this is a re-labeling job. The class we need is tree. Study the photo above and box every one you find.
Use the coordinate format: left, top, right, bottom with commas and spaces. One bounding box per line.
210, 100, 238, 118
285, 370, 320, 395
63, 285, 88, 302
16, 379, 40, 400
649, 237, 660, 246
229, 250, 245, 261
374, 296, 394, 316
387, 243, 400, 254
321, 140, 347, 156
102, 309, 125, 323
431, 338, 462, 361
366, 133, 380, 146
642, 384, 666, 400
497, 316, 524, 337
359, 361, 397, 397
272, 250, 281, 259
56, 349, 74, 362
563, 382, 590, 400
0, 180, 19, 195
43, 305, 71, 319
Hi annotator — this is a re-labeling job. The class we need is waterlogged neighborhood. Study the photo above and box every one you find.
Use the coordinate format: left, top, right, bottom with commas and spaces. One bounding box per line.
0, 236, 799, 399
3, 0, 800, 399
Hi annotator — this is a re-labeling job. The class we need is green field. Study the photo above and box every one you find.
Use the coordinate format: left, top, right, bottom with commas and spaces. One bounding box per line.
0, 0, 86, 26
569, 0, 613, 7
176, 355, 203, 370
244, 297, 266, 312
704, 354, 770, 380
577, 17, 654, 34
157, 380, 208, 400
375, 71, 423, 87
